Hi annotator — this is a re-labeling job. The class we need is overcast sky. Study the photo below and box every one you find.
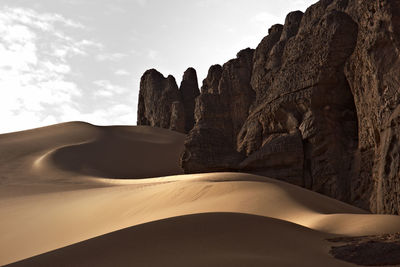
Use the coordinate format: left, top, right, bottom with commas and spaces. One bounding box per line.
0, 0, 317, 134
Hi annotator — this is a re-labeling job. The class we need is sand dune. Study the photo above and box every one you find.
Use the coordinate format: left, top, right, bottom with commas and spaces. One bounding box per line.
0, 122, 185, 198
34, 124, 185, 179
1, 122, 400, 266
8, 213, 344, 267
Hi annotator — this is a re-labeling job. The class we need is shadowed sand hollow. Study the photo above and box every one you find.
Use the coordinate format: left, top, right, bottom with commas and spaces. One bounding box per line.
7, 213, 337, 267
33, 123, 185, 179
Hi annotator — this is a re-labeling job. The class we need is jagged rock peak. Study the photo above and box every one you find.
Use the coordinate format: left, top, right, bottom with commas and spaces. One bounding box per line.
137, 68, 200, 134
268, 24, 284, 35
181, 47, 255, 174
201, 64, 222, 94
280, 11, 304, 40
251, 22, 283, 100
180, 67, 200, 132
236, 47, 254, 58
182, 67, 198, 83
137, 69, 182, 131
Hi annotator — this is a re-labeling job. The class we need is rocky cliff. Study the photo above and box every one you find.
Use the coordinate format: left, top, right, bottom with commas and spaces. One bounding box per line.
137, 68, 199, 133
137, 0, 400, 214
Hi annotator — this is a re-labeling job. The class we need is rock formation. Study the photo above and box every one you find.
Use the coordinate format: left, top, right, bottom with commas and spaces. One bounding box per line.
344, 0, 400, 214
180, 68, 200, 132
181, 48, 255, 173
137, 0, 400, 214
240, 4, 359, 204
137, 68, 200, 134
169, 101, 185, 133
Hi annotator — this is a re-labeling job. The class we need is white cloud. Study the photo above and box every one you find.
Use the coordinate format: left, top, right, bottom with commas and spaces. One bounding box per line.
226, 27, 236, 33
0, 6, 101, 133
250, 12, 280, 28
79, 39, 104, 49
195, 0, 216, 8
95, 52, 127, 62
115, 69, 130, 76
49, 37, 103, 61
147, 49, 158, 60
59, 103, 134, 126
135, 0, 148, 7
292, 0, 312, 9
93, 80, 128, 97
0, 7, 84, 32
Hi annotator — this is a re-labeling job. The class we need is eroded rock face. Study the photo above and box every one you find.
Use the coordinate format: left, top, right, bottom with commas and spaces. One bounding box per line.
138, 0, 400, 214
250, 24, 283, 104
239, 3, 359, 202
239, 131, 305, 186
344, 0, 400, 214
182, 93, 244, 173
137, 69, 181, 130
181, 49, 255, 173
170, 101, 185, 133
180, 68, 200, 132
201, 64, 222, 94
137, 68, 199, 134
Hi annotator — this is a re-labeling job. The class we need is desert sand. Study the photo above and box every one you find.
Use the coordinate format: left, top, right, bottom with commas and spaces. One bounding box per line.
1, 122, 400, 266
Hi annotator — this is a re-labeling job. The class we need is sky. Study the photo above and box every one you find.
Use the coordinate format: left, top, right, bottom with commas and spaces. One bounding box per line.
0, 0, 318, 134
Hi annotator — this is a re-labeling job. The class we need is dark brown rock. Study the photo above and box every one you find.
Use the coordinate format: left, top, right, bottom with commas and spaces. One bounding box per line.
239, 130, 304, 186
329, 233, 400, 266
181, 49, 255, 173
250, 24, 283, 104
181, 91, 244, 172
181, 77, 238, 173
181, 2, 360, 204
139, 0, 400, 214
344, 0, 400, 214
170, 101, 185, 133
137, 69, 181, 130
219, 48, 255, 138
137, 68, 199, 134
180, 68, 200, 133
201, 64, 222, 94
238, 4, 359, 204
266, 12, 303, 75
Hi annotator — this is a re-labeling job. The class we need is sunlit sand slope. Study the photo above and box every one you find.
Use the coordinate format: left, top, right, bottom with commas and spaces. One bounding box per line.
1, 122, 400, 266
